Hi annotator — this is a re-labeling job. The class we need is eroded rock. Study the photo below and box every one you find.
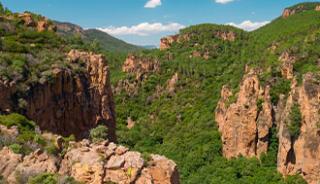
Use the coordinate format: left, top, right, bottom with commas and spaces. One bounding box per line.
277, 73, 320, 184
215, 68, 273, 158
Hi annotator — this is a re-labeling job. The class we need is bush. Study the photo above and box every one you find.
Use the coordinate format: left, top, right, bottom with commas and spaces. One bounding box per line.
27, 173, 57, 184
287, 104, 302, 139
9, 143, 23, 154
27, 173, 81, 184
0, 113, 35, 132
89, 125, 108, 142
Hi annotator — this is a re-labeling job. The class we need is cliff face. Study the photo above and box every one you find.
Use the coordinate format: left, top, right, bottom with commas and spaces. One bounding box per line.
216, 69, 320, 183
114, 54, 160, 96
277, 74, 320, 184
0, 50, 116, 141
215, 68, 273, 158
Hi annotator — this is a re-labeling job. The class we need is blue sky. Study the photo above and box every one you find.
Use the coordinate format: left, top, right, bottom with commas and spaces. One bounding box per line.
2, 0, 319, 46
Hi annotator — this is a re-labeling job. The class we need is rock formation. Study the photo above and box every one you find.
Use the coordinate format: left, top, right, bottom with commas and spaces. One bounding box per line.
0, 50, 116, 141
282, 9, 296, 18
277, 73, 320, 184
160, 35, 179, 50
279, 51, 296, 80
166, 73, 179, 96
122, 54, 160, 80
316, 5, 320, 11
215, 68, 273, 158
114, 54, 161, 96
214, 31, 236, 41
0, 139, 180, 184
7, 149, 59, 183
18, 12, 56, 32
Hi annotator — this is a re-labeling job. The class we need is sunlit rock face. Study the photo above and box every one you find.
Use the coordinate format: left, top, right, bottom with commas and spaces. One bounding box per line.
215, 68, 273, 159
277, 74, 320, 184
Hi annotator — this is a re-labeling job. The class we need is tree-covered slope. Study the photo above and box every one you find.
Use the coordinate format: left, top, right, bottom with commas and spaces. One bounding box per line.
111, 3, 320, 184
55, 21, 142, 53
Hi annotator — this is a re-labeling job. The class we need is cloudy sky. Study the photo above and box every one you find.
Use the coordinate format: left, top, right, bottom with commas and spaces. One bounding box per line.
2, 0, 319, 46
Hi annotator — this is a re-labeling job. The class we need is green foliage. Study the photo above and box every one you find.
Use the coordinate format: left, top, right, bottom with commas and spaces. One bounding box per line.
287, 104, 302, 139
27, 173, 57, 184
90, 125, 108, 142
27, 173, 81, 184
270, 79, 291, 105
0, 113, 35, 132
285, 175, 308, 184
9, 143, 23, 154
256, 99, 264, 112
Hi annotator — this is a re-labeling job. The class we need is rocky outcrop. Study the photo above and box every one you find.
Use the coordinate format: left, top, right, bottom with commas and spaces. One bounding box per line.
279, 51, 296, 80
282, 9, 296, 18
122, 54, 160, 80
0, 147, 23, 179
7, 149, 59, 183
316, 5, 320, 11
0, 50, 116, 141
167, 73, 179, 96
114, 54, 160, 96
160, 35, 179, 50
137, 155, 180, 184
60, 140, 180, 184
18, 12, 56, 32
277, 73, 320, 184
214, 31, 236, 41
215, 68, 273, 158
0, 139, 180, 184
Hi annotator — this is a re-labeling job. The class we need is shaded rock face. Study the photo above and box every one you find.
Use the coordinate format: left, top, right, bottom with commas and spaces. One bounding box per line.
215, 69, 273, 158
160, 35, 179, 50
59, 140, 180, 184
277, 73, 320, 184
0, 50, 116, 141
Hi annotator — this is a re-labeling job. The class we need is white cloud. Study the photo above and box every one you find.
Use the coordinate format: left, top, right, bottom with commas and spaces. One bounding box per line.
97, 22, 185, 36
215, 0, 235, 4
144, 0, 162, 8
227, 20, 270, 31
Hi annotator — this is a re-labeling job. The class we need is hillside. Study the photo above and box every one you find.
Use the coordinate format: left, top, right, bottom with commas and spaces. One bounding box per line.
55, 21, 142, 52
111, 2, 320, 184
1, 1, 320, 184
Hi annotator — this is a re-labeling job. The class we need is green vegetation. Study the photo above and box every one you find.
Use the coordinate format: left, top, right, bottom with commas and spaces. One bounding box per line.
287, 104, 302, 139
89, 125, 108, 142
27, 173, 81, 184
0, 2, 318, 184
110, 5, 320, 183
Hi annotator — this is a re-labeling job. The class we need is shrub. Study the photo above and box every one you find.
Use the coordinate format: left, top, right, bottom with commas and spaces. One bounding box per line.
287, 104, 302, 139
0, 113, 35, 132
9, 143, 23, 154
270, 79, 291, 105
27, 173, 57, 184
89, 125, 108, 142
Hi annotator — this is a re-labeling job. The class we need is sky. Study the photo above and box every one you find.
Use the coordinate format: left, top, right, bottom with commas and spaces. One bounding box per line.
2, 0, 319, 46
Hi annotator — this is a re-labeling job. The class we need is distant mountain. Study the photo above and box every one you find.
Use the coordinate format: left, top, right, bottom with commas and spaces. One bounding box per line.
142, 45, 158, 49
54, 21, 142, 52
